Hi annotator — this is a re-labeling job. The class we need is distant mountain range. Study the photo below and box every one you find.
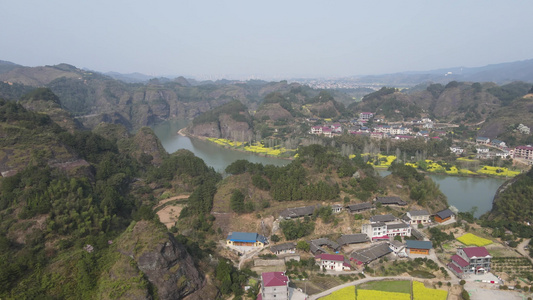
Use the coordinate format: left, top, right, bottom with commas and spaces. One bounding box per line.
351, 59, 533, 86
2, 58, 533, 86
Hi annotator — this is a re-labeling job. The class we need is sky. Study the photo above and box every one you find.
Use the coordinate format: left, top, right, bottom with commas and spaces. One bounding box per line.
2, 0, 533, 79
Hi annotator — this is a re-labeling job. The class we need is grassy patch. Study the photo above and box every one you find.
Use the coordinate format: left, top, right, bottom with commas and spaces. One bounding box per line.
408, 270, 436, 279
357, 289, 410, 300
358, 280, 411, 294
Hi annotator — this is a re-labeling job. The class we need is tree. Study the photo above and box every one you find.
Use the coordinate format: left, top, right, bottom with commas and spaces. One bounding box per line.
230, 189, 245, 213
270, 234, 280, 243
296, 241, 310, 252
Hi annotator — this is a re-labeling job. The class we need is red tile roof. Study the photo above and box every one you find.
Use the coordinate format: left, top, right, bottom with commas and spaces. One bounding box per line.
261, 272, 289, 287
447, 262, 463, 274
451, 255, 469, 267
315, 253, 344, 262
463, 247, 490, 258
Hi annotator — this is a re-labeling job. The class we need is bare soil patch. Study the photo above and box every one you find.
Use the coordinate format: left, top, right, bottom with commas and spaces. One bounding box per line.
157, 204, 183, 229
154, 194, 189, 209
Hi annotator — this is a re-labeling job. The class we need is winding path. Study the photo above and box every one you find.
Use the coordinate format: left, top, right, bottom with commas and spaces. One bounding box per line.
517, 238, 532, 263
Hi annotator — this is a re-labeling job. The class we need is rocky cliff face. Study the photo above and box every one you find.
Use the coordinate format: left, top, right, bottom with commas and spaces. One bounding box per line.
189, 113, 253, 142
219, 113, 253, 142
115, 221, 205, 300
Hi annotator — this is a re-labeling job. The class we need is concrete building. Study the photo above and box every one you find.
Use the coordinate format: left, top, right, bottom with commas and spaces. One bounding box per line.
315, 254, 351, 271
406, 210, 431, 225
448, 247, 492, 278
259, 272, 289, 300
362, 221, 411, 241
513, 145, 533, 161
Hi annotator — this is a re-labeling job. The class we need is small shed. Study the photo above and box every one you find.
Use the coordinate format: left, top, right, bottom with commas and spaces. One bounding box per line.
435, 208, 455, 223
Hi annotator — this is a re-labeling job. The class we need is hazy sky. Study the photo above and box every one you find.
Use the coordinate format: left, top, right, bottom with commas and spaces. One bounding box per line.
2, 0, 533, 79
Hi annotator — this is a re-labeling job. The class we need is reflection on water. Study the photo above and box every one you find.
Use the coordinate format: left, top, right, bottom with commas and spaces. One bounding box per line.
151, 119, 289, 173
153, 119, 506, 216
428, 174, 505, 218
377, 170, 505, 217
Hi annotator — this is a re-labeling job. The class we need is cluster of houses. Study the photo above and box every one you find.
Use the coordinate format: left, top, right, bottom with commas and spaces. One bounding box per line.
310, 123, 343, 137
229, 198, 494, 299
307, 114, 448, 142
475, 136, 533, 163
227, 197, 462, 275
255, 246, 493, 299
449, 136, 533, 164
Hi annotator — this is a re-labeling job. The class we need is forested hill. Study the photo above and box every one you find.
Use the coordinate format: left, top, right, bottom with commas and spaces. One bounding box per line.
348, 82, 533, 143
487, 167, 533, 223
217, 145, 448, 222
0, 62, 353, 130
0, 95, 226, 299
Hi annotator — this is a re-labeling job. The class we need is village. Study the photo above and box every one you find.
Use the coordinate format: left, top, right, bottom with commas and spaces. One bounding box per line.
308, 112, 533, 166
222, 195, 533, 300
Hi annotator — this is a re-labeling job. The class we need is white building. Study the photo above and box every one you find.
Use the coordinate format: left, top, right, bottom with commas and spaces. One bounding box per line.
315, 254, 351, 271
406, 210, 431, 225
362, 221, 411, 241
450, 146, 464, 154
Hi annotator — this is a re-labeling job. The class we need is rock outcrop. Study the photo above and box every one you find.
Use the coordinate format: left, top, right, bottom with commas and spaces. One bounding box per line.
189, 113, 253, 142
115, 221, 205, 300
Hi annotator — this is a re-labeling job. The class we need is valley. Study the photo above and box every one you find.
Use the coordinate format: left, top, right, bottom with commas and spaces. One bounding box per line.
0, 60, 532, 300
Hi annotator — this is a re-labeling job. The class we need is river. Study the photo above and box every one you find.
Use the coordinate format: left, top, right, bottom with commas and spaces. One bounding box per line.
151, 119, 289, 173
152, 119, 506, 217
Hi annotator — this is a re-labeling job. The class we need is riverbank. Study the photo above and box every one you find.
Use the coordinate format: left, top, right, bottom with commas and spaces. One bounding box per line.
178, 126, 522, 179
179, 127, 295, 160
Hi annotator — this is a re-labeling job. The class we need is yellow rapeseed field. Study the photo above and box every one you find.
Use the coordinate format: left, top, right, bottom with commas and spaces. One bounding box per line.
457, 233, 493, 247
412, 281, 447, 300
320, 286, 356, 300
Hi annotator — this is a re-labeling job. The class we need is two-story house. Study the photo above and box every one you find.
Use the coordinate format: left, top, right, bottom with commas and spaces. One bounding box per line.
406, 210, 431, 225
359, 112, 373, 120
362, 221, 411, 241
315, 254, 351, 271
447, 247, 492, 278
259, 272, 289, 300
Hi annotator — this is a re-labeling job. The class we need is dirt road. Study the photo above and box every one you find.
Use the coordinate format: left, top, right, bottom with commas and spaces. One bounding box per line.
517, 238, 532, 263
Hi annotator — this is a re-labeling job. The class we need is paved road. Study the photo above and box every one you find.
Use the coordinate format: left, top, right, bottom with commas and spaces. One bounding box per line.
238, 246, 264, 270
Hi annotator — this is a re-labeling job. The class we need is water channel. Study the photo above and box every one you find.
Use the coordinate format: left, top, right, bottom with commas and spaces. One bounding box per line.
152, 119, 506, 217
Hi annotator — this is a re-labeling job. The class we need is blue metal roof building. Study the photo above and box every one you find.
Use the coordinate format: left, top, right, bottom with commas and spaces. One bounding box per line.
227, 232, 267, 246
